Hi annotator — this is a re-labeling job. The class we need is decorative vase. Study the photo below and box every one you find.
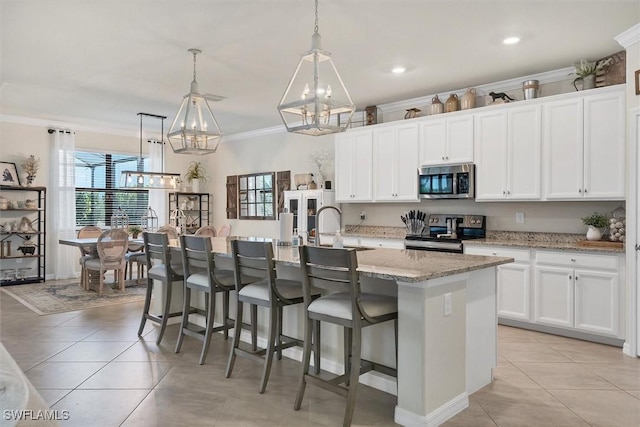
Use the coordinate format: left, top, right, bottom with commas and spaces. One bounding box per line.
586, 225, 602, 241
460, 88, 476, 110
26, 175, 35, 187
582, 74, 596, 90
445, 94, 459, 113
429, 95, 444, 115
191, 179, 200, 193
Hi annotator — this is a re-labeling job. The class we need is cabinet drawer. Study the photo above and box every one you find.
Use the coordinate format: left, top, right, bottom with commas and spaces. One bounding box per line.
465, 245, 530, 262
535, 250, 618, 270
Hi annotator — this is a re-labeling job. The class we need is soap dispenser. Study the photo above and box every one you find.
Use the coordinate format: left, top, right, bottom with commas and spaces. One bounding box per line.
333, 231, 344, 248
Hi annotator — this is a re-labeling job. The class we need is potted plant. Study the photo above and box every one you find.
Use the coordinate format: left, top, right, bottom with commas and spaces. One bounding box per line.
581, 212, 607, 241
184, 161, 207, 193
570, 58, 612, 91
128, 225, 143, 239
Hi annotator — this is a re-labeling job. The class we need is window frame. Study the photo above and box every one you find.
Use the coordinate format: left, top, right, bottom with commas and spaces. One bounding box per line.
237, 171, 275, 220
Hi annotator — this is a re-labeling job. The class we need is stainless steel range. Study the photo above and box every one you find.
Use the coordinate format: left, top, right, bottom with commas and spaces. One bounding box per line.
404, 214, 486, 253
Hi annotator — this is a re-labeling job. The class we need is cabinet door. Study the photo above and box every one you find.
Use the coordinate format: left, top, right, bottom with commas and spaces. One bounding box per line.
446, 115, 474, 164
583, 92, 625, 199
498, 263, 531, 321
474, 110, 507, 200
373, 127, 396, 201
418, 119, 447, 165
574, 268, 619, 336
534, 265, 574, 328
335, 129, 373, 202
374, 124, 418, 201
508, 105, 541, 200
543, 98, 584, 199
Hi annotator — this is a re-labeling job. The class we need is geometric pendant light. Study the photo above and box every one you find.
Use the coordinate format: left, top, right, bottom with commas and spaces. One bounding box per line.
120, 113, 180, 189
277, 0, 355, 136
168, 48, 223, 155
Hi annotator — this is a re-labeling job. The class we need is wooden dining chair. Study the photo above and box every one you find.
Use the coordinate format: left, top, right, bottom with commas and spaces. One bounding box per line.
84, 229, 129, 295
294, 246, 398, 427
194, 225, 217, 237
77, 225, 103, 289
217, 224, 231, 237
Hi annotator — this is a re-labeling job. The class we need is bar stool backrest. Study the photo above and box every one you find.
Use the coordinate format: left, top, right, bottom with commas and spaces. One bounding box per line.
230, 240, 275, 293
180, 235, 214, 279
143, 232, 182, 279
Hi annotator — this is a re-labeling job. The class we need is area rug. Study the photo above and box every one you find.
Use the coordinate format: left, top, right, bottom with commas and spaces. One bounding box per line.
1, 279, 147, 315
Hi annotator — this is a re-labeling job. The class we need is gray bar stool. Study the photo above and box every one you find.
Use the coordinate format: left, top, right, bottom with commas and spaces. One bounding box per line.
294, 245, 398, 427
137, 232, 184, 345
225, 240, 321, 394
176, 235, 235, 365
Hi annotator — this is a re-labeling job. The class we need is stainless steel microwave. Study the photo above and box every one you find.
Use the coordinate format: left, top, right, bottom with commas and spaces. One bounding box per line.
418, 163, 475, 199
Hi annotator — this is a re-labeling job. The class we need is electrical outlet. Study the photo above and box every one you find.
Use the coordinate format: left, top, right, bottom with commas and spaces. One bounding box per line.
444, 293, 452, 317
360, 211, 366, 221
516, 212, 525, 224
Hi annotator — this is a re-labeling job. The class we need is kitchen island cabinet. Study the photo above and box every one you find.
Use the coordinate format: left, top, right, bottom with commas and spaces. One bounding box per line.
155, 237, 511, 426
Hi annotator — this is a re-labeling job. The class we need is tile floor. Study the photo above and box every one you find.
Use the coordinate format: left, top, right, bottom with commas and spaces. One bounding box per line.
1, 284, 639, 427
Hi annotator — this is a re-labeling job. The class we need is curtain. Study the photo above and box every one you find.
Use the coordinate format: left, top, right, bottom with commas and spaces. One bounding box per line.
148, 140, 168, 227
50, 129, 78, 279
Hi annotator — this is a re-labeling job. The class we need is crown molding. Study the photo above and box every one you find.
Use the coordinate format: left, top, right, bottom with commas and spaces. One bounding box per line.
615, 23, 640, 49
0, 114, 137, 137
224, 124, 287, 142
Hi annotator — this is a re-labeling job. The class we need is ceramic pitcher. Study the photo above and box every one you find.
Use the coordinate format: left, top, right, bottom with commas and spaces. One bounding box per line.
445, 94, 459, 113
461, 88, 476, 110
429, 95, 444, 115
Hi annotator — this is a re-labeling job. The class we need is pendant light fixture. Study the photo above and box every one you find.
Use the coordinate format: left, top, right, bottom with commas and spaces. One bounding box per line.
120, 113, 180, 190
277, 0, 355, 136
168, 48, 222, 155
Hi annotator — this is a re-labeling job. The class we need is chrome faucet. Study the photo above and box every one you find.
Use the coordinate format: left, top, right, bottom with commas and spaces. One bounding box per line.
314, 205, 342, 246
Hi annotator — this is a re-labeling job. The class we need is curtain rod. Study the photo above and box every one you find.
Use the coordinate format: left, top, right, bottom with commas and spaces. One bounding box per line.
47, 128, 74, 134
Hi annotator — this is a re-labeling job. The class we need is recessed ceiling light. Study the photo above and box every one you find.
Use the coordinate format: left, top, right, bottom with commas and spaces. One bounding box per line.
391, 66, 406, 74
503, 36, 520, 45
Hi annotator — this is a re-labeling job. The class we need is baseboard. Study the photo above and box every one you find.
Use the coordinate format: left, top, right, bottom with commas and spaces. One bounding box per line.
394, 392, 468, 427
499, 318, 624, 347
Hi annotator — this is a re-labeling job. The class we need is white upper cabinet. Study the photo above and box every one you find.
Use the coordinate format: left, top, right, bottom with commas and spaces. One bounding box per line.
335, 128, 373, 202
373, 123, 419, 201
543, 87, 625, 200
419, 115, 474, 165
475, 104, 541, 200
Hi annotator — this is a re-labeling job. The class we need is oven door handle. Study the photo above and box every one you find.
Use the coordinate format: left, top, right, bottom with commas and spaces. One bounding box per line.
405, 240, 463, 252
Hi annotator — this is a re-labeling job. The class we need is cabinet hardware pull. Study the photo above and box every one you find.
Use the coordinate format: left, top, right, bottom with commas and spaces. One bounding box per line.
578, 189, 582, 193
492, 252, 497, 256
575, 276, 579, 280
569, 275, 572, 279
507, 191, 511, 195
584, 189, 588, 193
502, 191, 506, 195
636, 244, 640, 251
570, 258, 576, 262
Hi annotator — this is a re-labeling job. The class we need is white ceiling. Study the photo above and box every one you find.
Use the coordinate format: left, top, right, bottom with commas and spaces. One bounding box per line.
1, 0, 639, 136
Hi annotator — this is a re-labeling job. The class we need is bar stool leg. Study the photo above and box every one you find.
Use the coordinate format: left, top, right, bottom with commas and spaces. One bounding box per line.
276, 306, 284, 360
156, 279, 173, 345
199, 290, 216, 365
138, 279, 154, 337
175, 287, 191, 354
259, 301, 278, 394
225, 299, 243, 377
343, 326, 362, 427
222, 289, 230, 340
250, 304, 258, 351
313, 320, 321, 374
293, 315, 314, 410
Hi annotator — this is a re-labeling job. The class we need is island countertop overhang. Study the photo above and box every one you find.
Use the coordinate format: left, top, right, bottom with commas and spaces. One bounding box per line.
208, 237, 513, 283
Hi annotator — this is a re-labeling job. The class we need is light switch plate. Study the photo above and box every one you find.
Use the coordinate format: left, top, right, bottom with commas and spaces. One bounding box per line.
516, 212, 525, 224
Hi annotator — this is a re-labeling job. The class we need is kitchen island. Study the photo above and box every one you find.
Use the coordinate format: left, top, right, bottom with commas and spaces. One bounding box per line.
160, 237, 513, 427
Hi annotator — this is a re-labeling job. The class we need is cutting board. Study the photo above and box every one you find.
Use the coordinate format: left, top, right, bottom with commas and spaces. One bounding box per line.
576, 240, 624, 249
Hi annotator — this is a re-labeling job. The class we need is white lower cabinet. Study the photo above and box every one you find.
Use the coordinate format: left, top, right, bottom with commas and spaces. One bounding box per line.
464, 245, 623, 339
534, 250, 622, 337
464, 245, 531, 321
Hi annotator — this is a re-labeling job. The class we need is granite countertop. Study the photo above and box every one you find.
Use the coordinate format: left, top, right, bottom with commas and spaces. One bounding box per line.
339, 226, 625, 254
468, 231, 625, 254
207, 236, 513, 283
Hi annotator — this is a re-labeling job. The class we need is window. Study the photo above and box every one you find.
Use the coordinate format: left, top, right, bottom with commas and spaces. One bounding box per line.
238, 172, 275, 220
75, 152, 149, 228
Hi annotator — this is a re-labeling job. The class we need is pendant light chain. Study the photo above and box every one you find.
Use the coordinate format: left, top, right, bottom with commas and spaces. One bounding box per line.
193, 51, 197, 82
314, 0, 319, 35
